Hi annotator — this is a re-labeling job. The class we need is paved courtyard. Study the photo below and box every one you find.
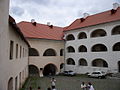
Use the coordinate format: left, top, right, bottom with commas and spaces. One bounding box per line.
22, 75, 120, 90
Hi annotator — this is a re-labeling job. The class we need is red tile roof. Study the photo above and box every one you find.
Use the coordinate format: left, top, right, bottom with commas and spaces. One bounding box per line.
18, 8, 120, 40
64, 7, 120, 31
18, 22, 64, 40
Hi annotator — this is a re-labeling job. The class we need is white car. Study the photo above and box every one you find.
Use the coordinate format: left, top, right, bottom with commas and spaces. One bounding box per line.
64, 70, 76, 76
88, 71, 106, 79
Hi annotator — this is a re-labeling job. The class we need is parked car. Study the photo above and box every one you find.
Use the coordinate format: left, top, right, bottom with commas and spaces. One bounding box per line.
63, 70, 76, 76
88, 71, 106, 79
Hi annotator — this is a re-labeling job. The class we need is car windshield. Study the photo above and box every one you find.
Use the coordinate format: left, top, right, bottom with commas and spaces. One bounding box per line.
92, 72, 100, 74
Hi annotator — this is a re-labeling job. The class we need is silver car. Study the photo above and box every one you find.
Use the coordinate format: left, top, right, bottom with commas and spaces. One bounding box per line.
88, 71, 106, 79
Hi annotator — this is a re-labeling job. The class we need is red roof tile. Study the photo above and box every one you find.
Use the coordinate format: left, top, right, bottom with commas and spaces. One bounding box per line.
18, 22, 64, 40
64, 7, 120, 31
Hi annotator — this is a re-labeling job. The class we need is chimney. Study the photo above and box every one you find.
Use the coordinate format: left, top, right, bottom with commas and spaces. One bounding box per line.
111, 3, 119, 14
83, 13, 89, 19
80, 18, 85, 22
80, 13, 89, 22
47, 22, 50, 26
47, 22, 53, 29
31, 19, 37, 26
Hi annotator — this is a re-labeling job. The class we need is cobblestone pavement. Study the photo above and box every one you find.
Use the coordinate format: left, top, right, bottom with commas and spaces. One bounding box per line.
23, 76, 120, 90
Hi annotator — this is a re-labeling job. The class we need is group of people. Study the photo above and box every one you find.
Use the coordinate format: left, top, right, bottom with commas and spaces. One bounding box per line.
29, 78, 95, 90
81, 82, 95, 90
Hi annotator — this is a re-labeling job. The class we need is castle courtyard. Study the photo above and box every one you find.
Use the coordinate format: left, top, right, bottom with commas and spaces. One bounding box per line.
22, 76, 120, 90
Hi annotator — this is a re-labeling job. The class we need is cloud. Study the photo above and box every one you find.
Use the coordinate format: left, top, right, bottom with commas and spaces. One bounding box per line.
9, 0, 120, 27
10, 6, 24, 16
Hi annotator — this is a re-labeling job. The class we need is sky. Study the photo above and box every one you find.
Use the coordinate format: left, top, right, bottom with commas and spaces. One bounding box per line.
9, 0, 120, 27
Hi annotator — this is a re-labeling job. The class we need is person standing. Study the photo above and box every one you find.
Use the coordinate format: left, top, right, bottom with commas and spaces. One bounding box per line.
81, 82, 87, 90
51, 78, 56, 89
87, 82, 95, 90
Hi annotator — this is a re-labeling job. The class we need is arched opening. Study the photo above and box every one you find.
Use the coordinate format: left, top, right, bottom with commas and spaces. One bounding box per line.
66, 58, 75, 65
60, 63, 64, 69
66, 34, 75, 41
29, 48, 39, 56
113, 42, 120, 51
67, 46, 75, 53
112, 25, 120, 35
29, 65, 39, 76
8, 77, 13, 90
91, 44, 107, 52
79, 58, 88, 66
78, 32, 87, 39
118, 61, 120, 72
92, 59, 108, 67
43, 64, 57, 76
78, 45, 87, 52
91, 29, 107, 38
60, 49, 64, 56
43, 48, 57, 56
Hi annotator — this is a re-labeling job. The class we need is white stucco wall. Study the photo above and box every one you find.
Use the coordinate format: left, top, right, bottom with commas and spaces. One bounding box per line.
0, 8, 29, 90
0, 0, 10, 90
27, 39, 64, 75
64, 21, 120, 74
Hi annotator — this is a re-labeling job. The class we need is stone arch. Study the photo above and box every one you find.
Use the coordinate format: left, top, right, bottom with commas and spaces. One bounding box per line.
66, 34, 75, 41
67, 46, 75, 53
43, 63, 57, 76
113, 42, 120, 51
43, 48, 57, 56
78, 45, 87, 52
91, 44, 108, 52
29, 65, 39, 76
8, 77, 13, 90
91, 29, 107, 38
66, 58, 75, 65
29, 48, 39, 56
92, 58, 108, 67
78, 32, 87, 39
112, 25, 120, 35
79, 58, 88, 66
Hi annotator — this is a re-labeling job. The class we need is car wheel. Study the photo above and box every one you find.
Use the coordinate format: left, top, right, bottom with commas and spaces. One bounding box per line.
98, 76, 101, 79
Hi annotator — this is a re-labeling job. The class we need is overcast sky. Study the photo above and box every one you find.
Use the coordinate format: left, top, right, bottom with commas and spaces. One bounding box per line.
9, 0, 120, 27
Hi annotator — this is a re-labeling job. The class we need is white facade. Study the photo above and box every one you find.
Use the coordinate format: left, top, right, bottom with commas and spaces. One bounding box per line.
0, 0, 29, 90
64, 21, 120, 74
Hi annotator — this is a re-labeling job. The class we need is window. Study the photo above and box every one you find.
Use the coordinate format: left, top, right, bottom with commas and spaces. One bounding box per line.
43, 48, 56, 56
23, 48, 24, 57
78, 45, 87, 52
20, 46, 22, 58
92, 59, 108, 67
79, 58, 88, 66
91, 29, 107, 38
112, 25, 120, 35
66, 34, 75, 41
78, 32, 87, 39
113, 42, 120, 51
67, 46, 75, 53
29, 48, 39, 56
10, 40, 14, 60
16, 44, 18, 58
91, 44, 107, 52
8, 77, 13, 90
66, 58, 75, 65
60, 49, 64, 56
15, 76, 17, 90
